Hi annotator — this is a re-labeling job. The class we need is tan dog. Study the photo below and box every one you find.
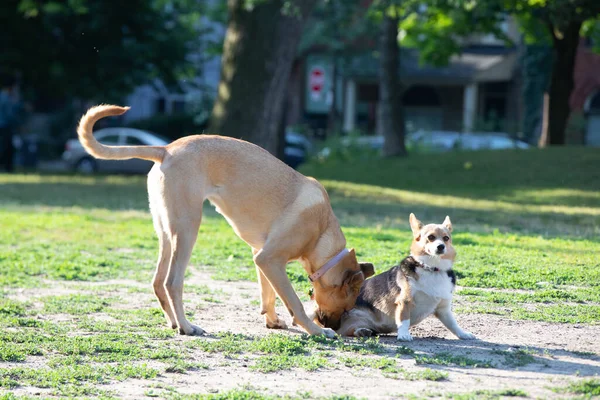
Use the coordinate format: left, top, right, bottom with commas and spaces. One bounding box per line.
337, 213, 475, 341
77, 105, 374, 337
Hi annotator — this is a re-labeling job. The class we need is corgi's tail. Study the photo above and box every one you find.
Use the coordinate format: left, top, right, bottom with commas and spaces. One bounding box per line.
77, 105, 165, 163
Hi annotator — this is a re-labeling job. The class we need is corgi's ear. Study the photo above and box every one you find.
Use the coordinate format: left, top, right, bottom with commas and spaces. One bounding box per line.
443, 216, 452, 232
409, 213, 423, 239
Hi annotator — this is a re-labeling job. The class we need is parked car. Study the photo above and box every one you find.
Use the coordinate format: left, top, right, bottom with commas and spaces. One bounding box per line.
407, 130, 530, 151
63, 128, 170, 174
63, 127, 313, 174
284, 129, 313, 169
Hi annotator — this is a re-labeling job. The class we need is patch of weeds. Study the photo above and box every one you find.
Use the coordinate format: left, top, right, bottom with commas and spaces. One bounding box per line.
339, 356, 397, 371
0, 298, 29, 316
252, 354, 329, 372
42, 294, 115, 315
492, 348, 536, 367
0, 344, 30, 362
446, 389, 528, 399
396, 345, 415, 356
415, 352, 493, 368
166, 389, 277, 400
317, 336, 384, 354
553, 378, 600, 397
403, 368, 448, 381
0, 363, 158, 396
165, 360, 210, 374
189, 332, 249, 356
249, 334, 307, 356
570, 350, 597, 358
202, 296, 222, 303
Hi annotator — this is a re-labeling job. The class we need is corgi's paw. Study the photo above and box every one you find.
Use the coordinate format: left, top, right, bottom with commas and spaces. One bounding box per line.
457, 331, 476, 340
354, 328, 374, 337
396, 332, 413, 342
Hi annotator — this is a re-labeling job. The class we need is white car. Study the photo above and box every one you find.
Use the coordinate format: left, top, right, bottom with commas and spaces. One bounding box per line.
63, 127, 314, 174
62, 128, 170, 174
407, 130, 530, 151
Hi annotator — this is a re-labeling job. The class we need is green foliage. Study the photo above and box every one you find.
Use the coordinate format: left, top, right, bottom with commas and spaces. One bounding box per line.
397, 0, 600, 67
1, 0, 202, 104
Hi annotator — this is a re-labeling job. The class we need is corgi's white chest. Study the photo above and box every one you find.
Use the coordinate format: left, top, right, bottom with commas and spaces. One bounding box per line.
409, 269, 454, 300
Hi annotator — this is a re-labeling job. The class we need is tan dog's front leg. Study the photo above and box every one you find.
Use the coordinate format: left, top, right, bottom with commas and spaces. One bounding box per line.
395, 295, 413, 341
255, 265, 287, 329
254, 250, 335, 338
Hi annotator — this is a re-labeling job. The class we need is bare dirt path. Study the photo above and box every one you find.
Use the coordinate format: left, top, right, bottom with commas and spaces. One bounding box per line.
8, 269, 600, 399
110, 270, 600, 399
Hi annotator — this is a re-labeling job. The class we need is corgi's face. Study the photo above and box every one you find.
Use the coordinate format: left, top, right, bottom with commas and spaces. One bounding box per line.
409, 213, 456, 261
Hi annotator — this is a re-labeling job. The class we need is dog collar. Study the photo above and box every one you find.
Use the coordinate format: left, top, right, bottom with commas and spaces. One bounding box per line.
420, 263, 440, 272
308, 248, 349, 283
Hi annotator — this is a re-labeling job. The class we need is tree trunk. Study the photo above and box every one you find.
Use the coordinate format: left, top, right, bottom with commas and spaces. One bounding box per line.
378, 13, 406, 157
209, 0, 317, 155
539, 20, 582, 147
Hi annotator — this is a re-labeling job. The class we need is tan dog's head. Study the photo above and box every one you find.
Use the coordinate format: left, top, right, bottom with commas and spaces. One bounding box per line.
409, 213, 456, 264
312, 248, 374, 330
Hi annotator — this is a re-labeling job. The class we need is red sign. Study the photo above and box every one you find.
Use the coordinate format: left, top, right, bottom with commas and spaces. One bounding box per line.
309, 66, 325, 100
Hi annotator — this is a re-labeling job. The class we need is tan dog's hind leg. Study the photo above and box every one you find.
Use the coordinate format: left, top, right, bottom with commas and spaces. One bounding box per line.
255, 263, 287, 329
164, 214, 205, 336
254, 248, 335, 337
152, 227, 177, 329
395, 295, 413, 341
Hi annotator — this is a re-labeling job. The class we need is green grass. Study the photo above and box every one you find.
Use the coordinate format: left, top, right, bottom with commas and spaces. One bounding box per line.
444, 389, 529, 399
492, 348, 537, 367
553, 378, 600, 397
415, 352, 494, 368
1, 147, 599, 397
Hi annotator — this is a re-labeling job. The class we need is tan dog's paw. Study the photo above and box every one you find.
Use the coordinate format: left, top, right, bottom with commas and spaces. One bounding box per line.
354, 328, 375, 337
265, 316, 288, 330
457, 331, 476, 340
321, 328, 337, 338
178, 324, 205, 336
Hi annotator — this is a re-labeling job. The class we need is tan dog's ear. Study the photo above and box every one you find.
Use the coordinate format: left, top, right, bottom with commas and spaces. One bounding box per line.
443, 215, 452, 232
359, 262, 375, 278
409, 213, 423, 239
343, 270, 365, 295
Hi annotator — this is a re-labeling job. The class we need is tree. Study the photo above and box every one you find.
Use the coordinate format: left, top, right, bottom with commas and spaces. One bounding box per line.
398, 0, 600, 146
372, 1, 406, 157
209, 0, 318, 155
0, 0, 200, 108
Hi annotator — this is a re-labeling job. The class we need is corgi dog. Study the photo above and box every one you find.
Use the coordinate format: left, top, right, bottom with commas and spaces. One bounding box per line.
337, 213, 476, 341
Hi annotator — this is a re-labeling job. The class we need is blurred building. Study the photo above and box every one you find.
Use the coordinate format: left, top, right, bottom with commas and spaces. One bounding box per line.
122, 0, 225, 123
287, 15, 523, 138
122, 4, 600, 146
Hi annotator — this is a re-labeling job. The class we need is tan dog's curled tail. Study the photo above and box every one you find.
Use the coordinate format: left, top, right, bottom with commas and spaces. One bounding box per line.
77, 105, 165, 163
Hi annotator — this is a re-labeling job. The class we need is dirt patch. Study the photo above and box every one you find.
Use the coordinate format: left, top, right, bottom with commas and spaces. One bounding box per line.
108, 269, 599, 399
8, 269, 600, 399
